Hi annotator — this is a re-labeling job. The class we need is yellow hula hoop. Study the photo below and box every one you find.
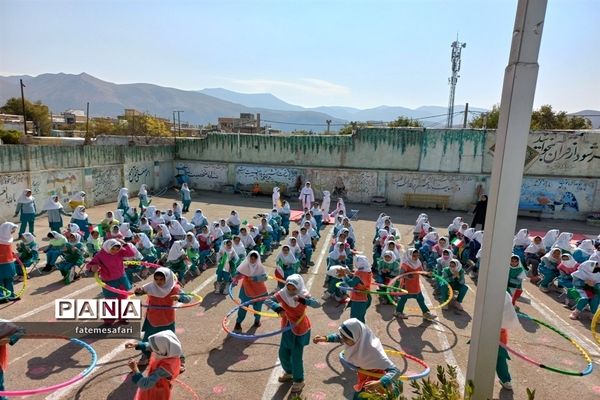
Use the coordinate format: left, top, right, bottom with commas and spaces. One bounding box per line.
339, 349, 430, 381
227, 275, 282, 318
0, 257, 28, 299
592, 308, 600, 346
386, 271, 454, 311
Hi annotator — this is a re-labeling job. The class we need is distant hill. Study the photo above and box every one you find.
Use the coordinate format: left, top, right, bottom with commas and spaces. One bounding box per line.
198, 88, 305, 112
0, 73, 345, 132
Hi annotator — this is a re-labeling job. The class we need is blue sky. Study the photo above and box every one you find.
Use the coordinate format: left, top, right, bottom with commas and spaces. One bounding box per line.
1, 0, 598, 111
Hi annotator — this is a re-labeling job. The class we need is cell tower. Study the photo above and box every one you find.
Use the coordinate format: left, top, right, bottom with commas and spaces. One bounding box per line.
446, 37, 466, 128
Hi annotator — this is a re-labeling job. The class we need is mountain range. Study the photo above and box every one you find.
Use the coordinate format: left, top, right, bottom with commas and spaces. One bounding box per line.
1, 73, 597, 130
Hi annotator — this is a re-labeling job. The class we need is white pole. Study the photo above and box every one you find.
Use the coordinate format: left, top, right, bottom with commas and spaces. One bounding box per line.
466, 1, 547, 399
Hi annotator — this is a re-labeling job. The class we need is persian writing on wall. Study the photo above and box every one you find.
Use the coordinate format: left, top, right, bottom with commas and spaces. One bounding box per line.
235, 165, 300, 187
309, 170, 377, 203
92, 167, 122, 204
0, 173, 29, 215
175, 162, 228, 190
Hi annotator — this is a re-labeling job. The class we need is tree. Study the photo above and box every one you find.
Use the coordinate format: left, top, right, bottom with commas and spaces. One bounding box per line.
91, 118, 117, 136
388, 116, 423, 128
470, 103, 592, 130
0, 97, 51, 135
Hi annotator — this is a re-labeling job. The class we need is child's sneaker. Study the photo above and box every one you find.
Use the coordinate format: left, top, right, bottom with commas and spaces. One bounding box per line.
454, 302, 464, 311
539, 286, 550, 293
500, 381, 513, 391
233, 322, 242, 332
393, 312, 408, 319
569, 310, 580, 320
291, 381, 305, 393
423, 312, 437, 320
278, 373, 293, 383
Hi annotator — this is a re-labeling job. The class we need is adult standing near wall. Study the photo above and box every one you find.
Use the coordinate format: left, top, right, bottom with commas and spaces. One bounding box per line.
299, 182, 315, 210
471, 194, 488, 230
14, 189, 37, 237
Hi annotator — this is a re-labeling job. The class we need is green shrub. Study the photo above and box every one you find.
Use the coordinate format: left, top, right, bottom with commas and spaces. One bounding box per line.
0, 129, 22, 144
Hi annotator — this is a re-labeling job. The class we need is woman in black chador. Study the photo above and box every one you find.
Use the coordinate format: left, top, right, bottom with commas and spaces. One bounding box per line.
471, 195, 488, 229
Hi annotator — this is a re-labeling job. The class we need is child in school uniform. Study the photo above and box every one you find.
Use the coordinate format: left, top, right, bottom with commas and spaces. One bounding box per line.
539, 248, 563, 292
215, 239, 239, 294
183, 232, 201, 275
117, 188, 130, 212
0, 223, 19, 302
86, 229, 103, 257
57, 232, 85, 284
313, 318, 401, 399
278, 200, 292, 235
507, 255, 527, 307
179, 183, 192, 213
37, 195, 71, 232
227, 210, 242, 236
15, 232, 39, 282
375, 251, 400, 304
524, 235, 545, 284
569, 260, 600, 320
133, 268, 190, 369
440, 259, 468, 311
42, 231, 68, 273
266, 274, 320, 395
126, 330, 183, 400
573, 240, 595, 263
191, 209, 208, 231
138, 184, 151, 209
232, 251, 269, 331
165, 241, 189, 285
71, 206, 91, 240
343, 255, 373, 323
275, 245, 300, 289
393, 248, 437, 320
557, 253, 579, 289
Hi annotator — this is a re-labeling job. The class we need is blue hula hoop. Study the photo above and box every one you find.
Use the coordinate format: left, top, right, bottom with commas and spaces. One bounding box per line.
222, 296, 296, 340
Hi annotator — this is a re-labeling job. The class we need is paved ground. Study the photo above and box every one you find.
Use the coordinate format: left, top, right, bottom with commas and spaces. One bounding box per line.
3, 190, 599, 400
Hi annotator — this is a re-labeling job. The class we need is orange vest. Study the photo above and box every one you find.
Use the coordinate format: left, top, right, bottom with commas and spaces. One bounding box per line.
145, 286, 181, 327
0, 244, 15, 264
400, 264, 422, 294
500, 328, 508, 345
350, 271, 372, 302
241, 276, 268, 298
275, 292, 311, 336
134, 355, 181, 400
355, 369, 385, 392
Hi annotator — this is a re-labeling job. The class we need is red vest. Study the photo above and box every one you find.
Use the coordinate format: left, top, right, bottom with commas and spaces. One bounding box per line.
134, 355, 181, 400
241, 276, 268, 298
0, 244, 15, 264
350, 271, 372, 302
145, 286, 181, 327
275, 292, 311, 336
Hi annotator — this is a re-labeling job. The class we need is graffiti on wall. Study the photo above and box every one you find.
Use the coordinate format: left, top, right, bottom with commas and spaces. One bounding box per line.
236, 166, 299, 187
391, 174, 478, 193
126, 164, 151, 184
92, 168, 121, 204
519, 178, 596, 213
532, 133, 599, 165
311, 171, 377, 202
175, 163, 227, 190
0, 173, 28, 208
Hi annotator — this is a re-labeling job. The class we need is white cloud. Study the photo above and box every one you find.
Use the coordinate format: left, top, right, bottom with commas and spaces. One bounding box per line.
229, 78, 351, 97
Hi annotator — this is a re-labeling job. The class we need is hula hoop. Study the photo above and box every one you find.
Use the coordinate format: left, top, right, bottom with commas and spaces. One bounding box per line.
227, 276, 280, 318
222, 296, 306, 340
385, 271, 453, 311
339, 349, 430, 381
0, 256, 27, 300
592, 308, 600, 345
174, 379, 201, 400
0, 334, 97, 396
335, 281, 408, 296
501, 312, 593, 376
94, 261, 161, 296
123, 260, 162, 269
141, 291, 203, 309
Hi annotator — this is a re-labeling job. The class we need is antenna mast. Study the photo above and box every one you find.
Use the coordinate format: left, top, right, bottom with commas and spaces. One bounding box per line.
447, 36, 466, 128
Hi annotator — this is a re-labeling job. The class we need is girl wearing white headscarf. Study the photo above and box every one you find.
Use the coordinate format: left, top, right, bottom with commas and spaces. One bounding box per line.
150, 210, 165, 229
496, 292, 520, 390
384, 240, 403, 261
112, 209, 123, 225
56, 232, 85, 284
134, 233, 158, 263
138, 184, 151, 209
42, 230, 68, 273
119, 223, 134, 241
138, 217, 153, 239
393, 248, 437, 320
68, 190, 86, 210
125, 207, 140, 228
321, 190, 331, 219
227, 210, 242, 236
287, 237, 303, 260
153, 224, 172, 255
328, 242, 350, 269
539, 248, 563, 292
179, 183, 192, 213
182, 232, 200, 274
557, 253, 579, 289
569, 260, 600, 320
507, 255, 526, 306
70, 205, 91, 240
190, 209, 208, 229
298, 182, 315, 210
266, 274, 320, 394
143, 205, 156, 219
0, 222, 19, 300
127, 330, 184, 398
330, 197, 347, 219
239, 226, 256, 252
275, 245, 299, 288
166, 220, 186, 241
215, 239, 239, 293
447, 216, 463, 241
554, 232, 574, 253
179, 217, 194, 233
512, 229, 530, 263
132, 267, 191, 368
232, 250, 268, 330
524, 235, 545, 283
278, 200, 292, 235
413, 213, 429, 242
542, 229, 560, 251
37, 195, 71, 232
573, 239, 595, 263
343, 255, 373, 323
313, 318, 401, 398
14, 189, 37, 236
15, 232, 39, 281
272, 186, 281, 209
166, 240, 189, 284
117, 187, 129, 212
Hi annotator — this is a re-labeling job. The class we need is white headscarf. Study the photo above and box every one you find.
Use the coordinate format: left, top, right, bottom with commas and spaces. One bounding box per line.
22, 232, 36, 247
114, 209, 124, 224
327, 265, 350, 278
102, 239, 121, 253
321, 191, 331, 214
354, 255, 371, 272
402, 248, 422, 270
277, 274, 309, 307
69, 232, 82, 244
554, 232, 573, 252
236, 251, 266, 277
117, 188, 128, 202
328, 242, 347, 260
559, 254, 578, 269
279, 201, 291, 214
139, 218, 152, 232
167, 240, 186, 262
179, 217, 194, 232
68, 223, 81, 233
139, 184, 148, 196
525, 239, 545, 254
589, 251, 600, 263
0, 222, 18, 244
381, 250, 397, 264
184, 232, 199, 250
571, 260, 600, 284
42, 195, 63, 210
17, 189, 34, 204
473, 231, 484, 245
339, 318, 395, 371
168, 220, 186, 237
542, 229, 560, 249
119, 223, 133, 238
423, 231, 439, 244
136, 233, 154, 250
144, 206, 156, 219
72, 206, 88, 220
181, 183, 190, 192
191, 210, 206, 226
502, 292, 520, 330
577, 240, 595, 256
69, 191, 86, 202
143, 267, 176, 298
276, 246, 298, 265
158, 224, 171, 241
148, 330, 183, 359
228, 211, 241, 226
513, 229, 531, 247
449, 217, 463, 231
464, 228, 476, 240
449, 259, 463, 272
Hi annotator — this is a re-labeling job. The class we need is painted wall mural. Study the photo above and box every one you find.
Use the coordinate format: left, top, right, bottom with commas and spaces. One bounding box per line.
175, 162, 228, 190
519, 177, 596, 213
235, 165, 300, 187
309, 170, 378, 203
92, 167, 122, 204
0, 173, 29, 219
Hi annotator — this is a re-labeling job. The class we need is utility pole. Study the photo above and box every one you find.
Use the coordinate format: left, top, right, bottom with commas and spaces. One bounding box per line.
85, 102, 90, 143
174, 110, 184, 136
326, 119, 332, 134
446, 37, 466, 128
466, 1, 546, 399
462, 102, 469, 128
20, 79, 27, 135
